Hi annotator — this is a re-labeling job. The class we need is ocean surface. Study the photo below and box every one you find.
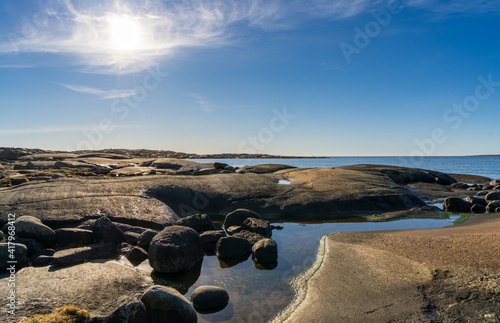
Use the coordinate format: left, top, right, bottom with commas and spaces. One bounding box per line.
192, 156, 500, 180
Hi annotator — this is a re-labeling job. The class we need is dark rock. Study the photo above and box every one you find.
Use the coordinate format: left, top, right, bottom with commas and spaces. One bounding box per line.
0, 230, 3, 242
87, 301, 148, 323
116, 242, 132, 255
213, 162, 229, 170
496, 207, 500, 213
32, 255, 52, 267
243, 217, 272, 237
495, 186, 500, 190
124, 231, 140, 245
223, 165, 235, 172
487, 201, 500, 213
485, 191, 500, 201
113, 223, 148, 235
224, 209, 262, 229
175, 213, 218, 233
141, 285, 197, 323
465, 196, 487, 207
216, 237, 251, 259
0, 148, 30, 160
471, 204, 486, 214
226, 226, 244, 235
15, 237, 44, 257
252, 238, 278, 264
238, 164, 296, 174
233, 230, 267, 246
192, 168, 219, 176
477, 191, 488, 197
126, 246, 148, 266
191, 285, 229, 311
56, 228, 94, 248
0, 243, 27, 270
482, 185, 494, 190
451, 183, 469, 189
148, 226, 203, 274
30, 248, 55, 262
200, 230, 226, 254
468, 186, 482, 191
51, 243, 116, 267
2, 216, 56, 247
443, 197, 472, 213
137, 229, 158, 251
92, 216, 125, 244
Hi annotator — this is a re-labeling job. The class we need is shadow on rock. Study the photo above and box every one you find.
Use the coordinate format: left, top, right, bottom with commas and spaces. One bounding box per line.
198, 302, 234, 322
151, 259, 203, 295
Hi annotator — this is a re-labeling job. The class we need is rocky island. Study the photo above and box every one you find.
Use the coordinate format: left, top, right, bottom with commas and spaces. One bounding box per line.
0, 147, 498, 322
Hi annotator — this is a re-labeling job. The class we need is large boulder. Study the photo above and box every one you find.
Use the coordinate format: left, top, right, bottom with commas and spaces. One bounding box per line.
175, 213, 218, 233
137, 229, 159, 251
191, 285, 229, 311
3, 216, 56, 247
92, 216, 125, 244
51, 243, 116, 267
252, 238, 278, 264
487, 201, 500, 213
15, 237, 44, 257
443, 197, 472, 213
87, 302, 148, 323
0, 243, 27, 270
224, 209, 262, 229
471, 204, 486, 214
140, 285, 197, 323
242, 217, 272, 237
148, 226, 203, 274
200, 230, 226, 254
465, 196, 487, 207
485, 191, 500, 201
56, 228, 95, 248
216, 237, 251, 259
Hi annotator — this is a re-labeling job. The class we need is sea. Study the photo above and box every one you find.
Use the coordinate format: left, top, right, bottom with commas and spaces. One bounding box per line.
192, 156, 500, 180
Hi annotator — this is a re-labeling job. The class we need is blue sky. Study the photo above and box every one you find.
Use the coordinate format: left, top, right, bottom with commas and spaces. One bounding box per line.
0, 0, 499, 156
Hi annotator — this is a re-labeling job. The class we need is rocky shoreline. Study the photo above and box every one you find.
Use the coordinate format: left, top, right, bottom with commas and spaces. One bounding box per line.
1, 148, 499, 322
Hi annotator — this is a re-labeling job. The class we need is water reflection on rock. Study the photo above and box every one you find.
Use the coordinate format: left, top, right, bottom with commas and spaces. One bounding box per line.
152, 259, 203, 294
217, 254, 250, 269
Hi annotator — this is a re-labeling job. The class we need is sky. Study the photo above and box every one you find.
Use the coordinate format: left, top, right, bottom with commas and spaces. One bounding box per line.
0, 0, 499, 156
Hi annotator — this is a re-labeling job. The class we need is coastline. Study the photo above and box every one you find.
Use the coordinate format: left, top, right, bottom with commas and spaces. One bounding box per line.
279, 214, 500, 322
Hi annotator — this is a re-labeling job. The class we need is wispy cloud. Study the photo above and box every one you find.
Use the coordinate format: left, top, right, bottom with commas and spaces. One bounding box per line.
0, 124, 141, 135
187, 93, 217, 113
59, 83, 138, 99
0, 64, 35, 69
0, 0, 497, 74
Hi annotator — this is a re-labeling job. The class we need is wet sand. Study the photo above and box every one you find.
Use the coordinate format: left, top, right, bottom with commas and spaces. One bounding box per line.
279, 214, 500, 322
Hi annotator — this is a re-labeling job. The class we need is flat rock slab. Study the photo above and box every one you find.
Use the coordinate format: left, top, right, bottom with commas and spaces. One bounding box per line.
0, 261, 151, 322
282, 214, 500, 323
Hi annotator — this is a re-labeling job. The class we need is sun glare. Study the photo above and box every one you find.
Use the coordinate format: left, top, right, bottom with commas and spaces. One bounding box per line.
108, 15, 144, 52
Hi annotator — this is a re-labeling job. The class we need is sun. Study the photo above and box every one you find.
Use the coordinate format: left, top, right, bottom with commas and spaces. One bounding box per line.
107, 15, 144, 52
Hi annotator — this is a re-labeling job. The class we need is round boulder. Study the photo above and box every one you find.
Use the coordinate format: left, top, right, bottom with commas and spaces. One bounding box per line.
140, 285, 197, 323
223, 209, 262, 229
443, 197, 472, 213
0, 243, 27, 270
56, 228, 95, 248
148, 226, 203, 274
92, 216, 125, 244
126, 246, 148, 266
175, 213, 217, 233
3, 216, 56, 247
200, 230, 226, 254
471, 204, 486, 214
465, 196, 487, 207
191, 285, 229, 312
487, 201, 500, 213
252, 238, 278, 264
242, 217, 272, 237
485, 191, 500, 201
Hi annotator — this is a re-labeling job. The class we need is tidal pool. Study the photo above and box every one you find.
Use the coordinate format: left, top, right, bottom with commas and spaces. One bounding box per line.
147, 215, 461, 322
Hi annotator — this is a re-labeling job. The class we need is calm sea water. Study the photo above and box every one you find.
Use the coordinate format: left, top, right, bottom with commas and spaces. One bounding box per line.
192, 156, 500, 180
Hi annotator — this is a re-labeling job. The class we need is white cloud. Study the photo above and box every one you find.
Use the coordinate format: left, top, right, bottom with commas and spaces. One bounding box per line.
59, 83, 138, 99
0, 64, 35, 69
0, 124, 141, 135
187, 93, 217, 112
